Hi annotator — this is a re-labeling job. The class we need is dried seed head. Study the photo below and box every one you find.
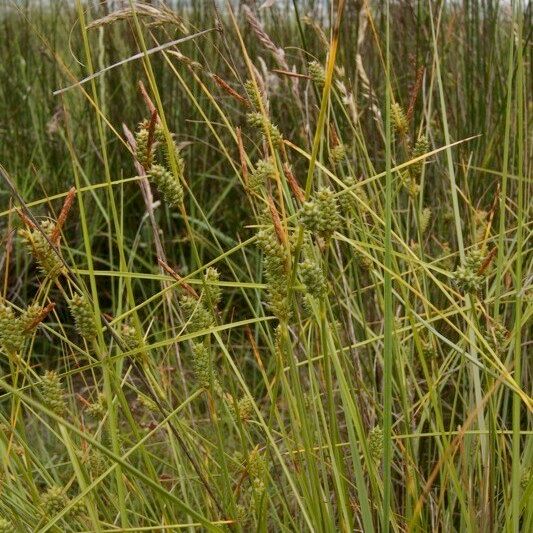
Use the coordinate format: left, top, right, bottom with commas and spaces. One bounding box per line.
68, 293, 97, 339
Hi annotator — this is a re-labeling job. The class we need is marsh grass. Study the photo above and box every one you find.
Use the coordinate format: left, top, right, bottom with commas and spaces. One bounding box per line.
0, 1, 531, 531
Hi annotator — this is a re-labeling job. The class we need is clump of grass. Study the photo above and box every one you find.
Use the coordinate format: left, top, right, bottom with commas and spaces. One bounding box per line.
0, 1, 530, 532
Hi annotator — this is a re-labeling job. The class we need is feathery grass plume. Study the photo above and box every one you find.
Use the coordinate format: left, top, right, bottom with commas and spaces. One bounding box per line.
420, 207, 432, 235
68, 293, 97, 339
256, 228, 290, 321
0, 517, 12, 532
247, 112, 283, 148
247, 447, 267, 494
0, 304, 24, 355
204, 267, 222, 308
410, 134, 429, 179
40, 371, 66, 417
308, 60, 326, 85
249, 158, 276, 193
391, 102, 409, 137
300, 258, 327, 300
19, 220, 64, 279
368, 425, 384, 463
147, 164, 184, 208
180, 295, 214, 332
191, 342, 220, 391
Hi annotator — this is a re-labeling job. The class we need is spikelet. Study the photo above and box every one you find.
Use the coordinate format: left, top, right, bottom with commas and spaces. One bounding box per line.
247, 447, 267, 494
298, 200, 322, 234
243, 79, 264, 111
329, 143, 347, 165
85, 392, 106, 419
484, 320, 508, 355
249, 158, 275, 193
0, 517, 12, 533
80, 448, 108, 479
368, 425, 384, 463
40, 370, 66, 417
300, 259, 327, 300
256, 229, 290, 321
148, 164, 184, 208
453, 247, 487, 294
410, 135, 429, 179
474, 209, 488, 243
247, 112, 283, 147
137, 393, 158, 413
19, 220, 64, 279
0, 304, 24, 354
316, 187, 341, 238
204, 267, 222, 308
134, 120, 152, 169
420, 207, 432, 235
20, 304, 46, 334
40, 486, 83, 519
308, 60, 326, 85
227, 394, 254, 422
181, 295, 214, 332
191, 342, 220, 391
391, 102, 408, 137
68, 293, 97, 339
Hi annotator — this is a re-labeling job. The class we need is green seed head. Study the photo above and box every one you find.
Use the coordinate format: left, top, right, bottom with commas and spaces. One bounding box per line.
148, 164, 184, 208
0, 304, 24, 355
40, 370, 66, 417
391, 102, 408, 137
368, 425, 384, 463
300, 258, 327, 300
181, 295, 214, 332
0, 518, 13, 533
68, 293, 97, 339
308, 60, 326, 85
19, 220, 64, 279
249, 158, 276, 193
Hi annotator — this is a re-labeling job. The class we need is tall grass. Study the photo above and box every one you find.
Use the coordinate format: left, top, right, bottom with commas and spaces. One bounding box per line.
0, 1, 531, 531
